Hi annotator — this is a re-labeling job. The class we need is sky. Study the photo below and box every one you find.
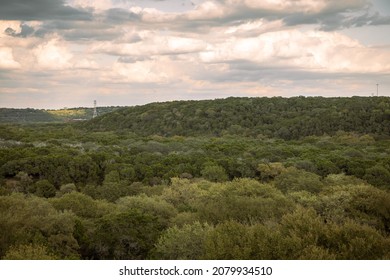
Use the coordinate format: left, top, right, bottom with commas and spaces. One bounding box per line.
0, 0, 390, 109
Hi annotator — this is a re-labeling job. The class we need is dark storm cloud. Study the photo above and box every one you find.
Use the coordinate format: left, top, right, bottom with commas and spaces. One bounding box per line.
104, 8, 141, 23
4, 24, 35, 38
118, 56, 150, 63
284, 9, 390, 31
0, 0, 92, 21
33, 20, 127, 41
339, 11, 390, 28
168, 0, 389, 32
62, 28, 123, 41
103, 0, 389, 33
0, 4, 142, 41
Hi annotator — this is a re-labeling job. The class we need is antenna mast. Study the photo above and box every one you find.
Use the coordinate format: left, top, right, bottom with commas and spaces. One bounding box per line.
376, 84, 379, 96
93, 100, 98, 118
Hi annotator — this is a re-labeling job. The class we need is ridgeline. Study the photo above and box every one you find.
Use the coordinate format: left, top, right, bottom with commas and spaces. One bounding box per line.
86, 96, 390, 139
0, 107, 122, 123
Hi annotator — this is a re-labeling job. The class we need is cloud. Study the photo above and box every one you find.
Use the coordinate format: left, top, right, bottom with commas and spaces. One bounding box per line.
283, 4, 390, 30
335, 10, 390, 29
118, 56, 150, 64
91, 32, 207, 57
4, 23, 35, 38
104, 8, 141, 23
0, 47, 20, 69
108, 57, 178, 83
0, 30, 101, 72
32, 37, 74, 69
223, 19, 284, 37
185, 1, 227, 20
1, 0, 390, 109
0, 0, 92, 21
199, 29, 390, 73
121, 0, 387, 32
69, 0, 113, 11
34, 20, 126, 41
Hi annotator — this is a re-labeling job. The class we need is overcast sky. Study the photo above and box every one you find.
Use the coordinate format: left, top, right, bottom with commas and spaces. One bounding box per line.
0, 0, 389, 109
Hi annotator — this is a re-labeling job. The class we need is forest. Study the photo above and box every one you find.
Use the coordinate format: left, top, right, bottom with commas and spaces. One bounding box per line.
0, 106, 121, 123
0, 96, 389, 260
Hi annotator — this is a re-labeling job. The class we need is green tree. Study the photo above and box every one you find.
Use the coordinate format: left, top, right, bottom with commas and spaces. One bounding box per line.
257, 162, 286, 182
204, 221, 253, 259
0, 194, 79, 259
325, 221, 390, 259
15, 171, 33, 193
153, 222, 212, 259
201, 164, 228, 182
91, 209, 163, 259
50, 192, 112, 219
275, 167, 324, 193
364, 165, 390, 189
2, 244, 58, 260
57, 183, 77, 196
117, 194, 178, 228
34, 179, 57, 198
196, 179, 294, 224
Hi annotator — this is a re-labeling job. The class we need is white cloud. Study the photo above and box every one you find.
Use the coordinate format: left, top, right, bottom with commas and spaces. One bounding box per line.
74, 58, 99, 69
222, 0, 366, 13
108, 57, 179, 83
0, 20, 22, 37
224, 19, 284, 37
67, 0, 113, 11
0, 30, 101, 71
0, 47, 21, 69
224, 0, 327, 13
141, 8, 178, 22
186, 1, 227, 20
112, 61, 165, 83
199, 29, 390, 73
32, 37, 73, 70
91, 32, 207, 57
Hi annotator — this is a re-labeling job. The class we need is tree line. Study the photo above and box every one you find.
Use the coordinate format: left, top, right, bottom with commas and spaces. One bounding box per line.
0, 106, 121, 123
87, 96, 390, 139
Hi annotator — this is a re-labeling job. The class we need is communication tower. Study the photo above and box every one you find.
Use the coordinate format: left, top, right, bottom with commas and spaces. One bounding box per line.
93, 100, 98, 118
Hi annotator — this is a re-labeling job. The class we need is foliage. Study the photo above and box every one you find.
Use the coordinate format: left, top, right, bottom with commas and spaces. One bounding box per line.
274, 167, 324, 194
117, 194, 178, 228
153, 222, 212, 260
50, 192, 113, 219
0, 107, 122, 123
0, 194, 79, 259
34, 179, 57, 198
86, 96, 390, 139
2, 244, 59, 260
91, 209, 164, 259
201, 164, 228, 182
0, 97, 389, 260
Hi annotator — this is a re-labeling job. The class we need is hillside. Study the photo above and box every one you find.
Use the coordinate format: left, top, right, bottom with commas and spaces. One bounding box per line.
0, 107, 122, 123
0, 108, 57, 123
86, 96, 390, 139
1, 97, 390, 260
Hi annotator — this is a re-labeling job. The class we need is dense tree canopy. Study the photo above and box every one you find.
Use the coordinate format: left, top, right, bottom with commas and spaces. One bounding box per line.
0, 107, 122, 123
0, 97, 389, 260
86, 97, 390, 139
